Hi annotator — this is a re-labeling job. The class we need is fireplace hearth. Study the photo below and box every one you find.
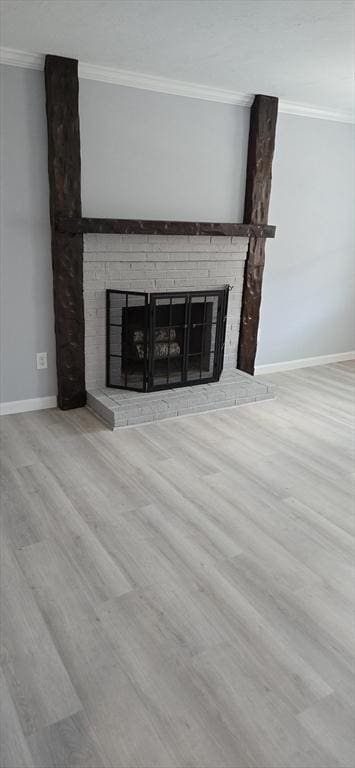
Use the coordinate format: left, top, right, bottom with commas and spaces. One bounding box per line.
106, 287, 229, 392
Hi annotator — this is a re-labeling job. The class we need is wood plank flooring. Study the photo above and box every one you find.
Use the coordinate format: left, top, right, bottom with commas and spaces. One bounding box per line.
1, 362, 354, 768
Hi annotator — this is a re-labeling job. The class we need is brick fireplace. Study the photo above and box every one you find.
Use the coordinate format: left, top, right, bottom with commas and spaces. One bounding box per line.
44, 56, 278, 414
84, 234, 249, 390
83, 234, 273, 427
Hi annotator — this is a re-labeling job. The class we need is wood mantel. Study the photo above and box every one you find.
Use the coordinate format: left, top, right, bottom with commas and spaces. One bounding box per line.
56, 218, 276, 238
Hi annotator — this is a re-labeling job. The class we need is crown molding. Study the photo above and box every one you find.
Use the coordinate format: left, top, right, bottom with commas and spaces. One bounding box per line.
278, 98, 354, 125
79, 60, 252, 107
1, 46, 354, 124
0, 46, 44, 70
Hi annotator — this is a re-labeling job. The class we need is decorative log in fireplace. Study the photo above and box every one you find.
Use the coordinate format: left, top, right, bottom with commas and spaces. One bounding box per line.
106, 287, 229, 392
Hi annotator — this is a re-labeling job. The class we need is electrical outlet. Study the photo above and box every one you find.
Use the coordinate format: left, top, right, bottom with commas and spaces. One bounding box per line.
36, 352, 48, 370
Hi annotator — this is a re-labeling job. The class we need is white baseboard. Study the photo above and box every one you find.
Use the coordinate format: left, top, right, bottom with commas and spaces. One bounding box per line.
0, 395, 57, 416
255, 351, 355, 375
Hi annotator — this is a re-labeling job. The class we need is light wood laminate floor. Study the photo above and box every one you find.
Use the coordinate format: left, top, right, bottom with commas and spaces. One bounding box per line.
1, 363, 354, 768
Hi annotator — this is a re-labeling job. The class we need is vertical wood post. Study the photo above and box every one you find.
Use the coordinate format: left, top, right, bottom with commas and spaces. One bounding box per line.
237, 94, 278, 374
45, 55, 86, 409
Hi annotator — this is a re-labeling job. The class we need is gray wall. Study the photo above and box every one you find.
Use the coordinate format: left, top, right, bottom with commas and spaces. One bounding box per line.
80, 79, 249, 221
256, 113, 355, 366
0, 64, 353, 403
0, 65, 56, 403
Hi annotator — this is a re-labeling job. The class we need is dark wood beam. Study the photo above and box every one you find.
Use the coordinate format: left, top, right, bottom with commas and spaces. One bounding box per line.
56, 217, 275, 238
237, 94, 278, 375
45, 55, 86, 409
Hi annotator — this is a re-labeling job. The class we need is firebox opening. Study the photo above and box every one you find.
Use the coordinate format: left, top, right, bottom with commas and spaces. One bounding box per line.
106, 288, 229, 392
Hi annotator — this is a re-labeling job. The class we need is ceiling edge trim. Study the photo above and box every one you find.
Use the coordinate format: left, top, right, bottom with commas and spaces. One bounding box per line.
1, 47, 353, 124
0, 46, 44, 70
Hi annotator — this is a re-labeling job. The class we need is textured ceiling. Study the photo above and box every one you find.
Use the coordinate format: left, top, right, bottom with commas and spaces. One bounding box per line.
0, 0, 353, 112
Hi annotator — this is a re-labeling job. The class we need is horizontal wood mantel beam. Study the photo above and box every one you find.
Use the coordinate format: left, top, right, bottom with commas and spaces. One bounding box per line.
56, 217, 276, 239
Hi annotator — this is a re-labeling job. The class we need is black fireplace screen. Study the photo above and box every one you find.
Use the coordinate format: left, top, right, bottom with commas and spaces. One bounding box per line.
106, 287, 229, 392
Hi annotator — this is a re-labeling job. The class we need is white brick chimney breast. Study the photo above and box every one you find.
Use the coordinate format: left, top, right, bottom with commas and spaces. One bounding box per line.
83, 234, 249, 390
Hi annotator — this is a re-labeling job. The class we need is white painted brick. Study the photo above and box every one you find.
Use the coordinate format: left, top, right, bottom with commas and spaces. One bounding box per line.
87, 367, 275, 428
188, 251, 246, 261
85, 234, 148, 252
83, 234, 248, 389
127, 261, 158, 270
145, 252, 170, 262
83, 282, 105, 292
